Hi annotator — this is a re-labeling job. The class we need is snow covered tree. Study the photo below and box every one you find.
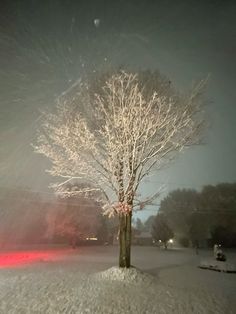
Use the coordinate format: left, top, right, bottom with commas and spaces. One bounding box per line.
152, 214, 174, 249
34, 70, 206, 267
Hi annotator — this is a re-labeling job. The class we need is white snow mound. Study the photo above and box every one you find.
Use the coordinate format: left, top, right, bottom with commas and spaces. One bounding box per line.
93, 266, 155, 285
199, 259, 236, 273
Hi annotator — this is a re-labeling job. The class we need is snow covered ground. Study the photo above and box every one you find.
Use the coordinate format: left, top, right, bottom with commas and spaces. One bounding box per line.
0, 246, 235, 313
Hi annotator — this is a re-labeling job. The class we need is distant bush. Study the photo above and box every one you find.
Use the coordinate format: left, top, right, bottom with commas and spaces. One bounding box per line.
178, 236, 189, 247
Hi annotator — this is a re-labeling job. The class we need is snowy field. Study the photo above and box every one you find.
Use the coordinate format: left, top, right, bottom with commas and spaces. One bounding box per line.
0, 246, 235, 313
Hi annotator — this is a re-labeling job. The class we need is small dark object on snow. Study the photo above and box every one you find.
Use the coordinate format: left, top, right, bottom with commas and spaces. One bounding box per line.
216, 252, 226, 262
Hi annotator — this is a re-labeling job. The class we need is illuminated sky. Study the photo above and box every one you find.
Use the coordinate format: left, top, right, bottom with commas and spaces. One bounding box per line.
0, 0, 235, 218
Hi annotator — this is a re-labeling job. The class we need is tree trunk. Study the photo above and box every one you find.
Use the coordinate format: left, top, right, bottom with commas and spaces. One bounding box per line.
119, 212, 132, 268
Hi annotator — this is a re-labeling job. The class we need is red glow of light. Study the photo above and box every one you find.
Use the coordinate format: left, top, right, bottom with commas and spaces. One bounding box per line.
0, 249, 70, 268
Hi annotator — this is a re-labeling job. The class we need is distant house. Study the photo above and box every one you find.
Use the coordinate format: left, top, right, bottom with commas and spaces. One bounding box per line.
133, 231, 153, 246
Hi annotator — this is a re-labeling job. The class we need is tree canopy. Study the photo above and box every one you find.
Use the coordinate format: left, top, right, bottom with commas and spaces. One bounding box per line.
159, 184, 236, 247
35, 70, 206, 216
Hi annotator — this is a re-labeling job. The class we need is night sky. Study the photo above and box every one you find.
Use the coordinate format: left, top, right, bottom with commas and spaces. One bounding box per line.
0, 0, 236, 218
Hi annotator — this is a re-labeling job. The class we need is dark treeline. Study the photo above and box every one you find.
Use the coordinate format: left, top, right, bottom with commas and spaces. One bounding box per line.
1, 183, 236, 248
158, 183, 236, 248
